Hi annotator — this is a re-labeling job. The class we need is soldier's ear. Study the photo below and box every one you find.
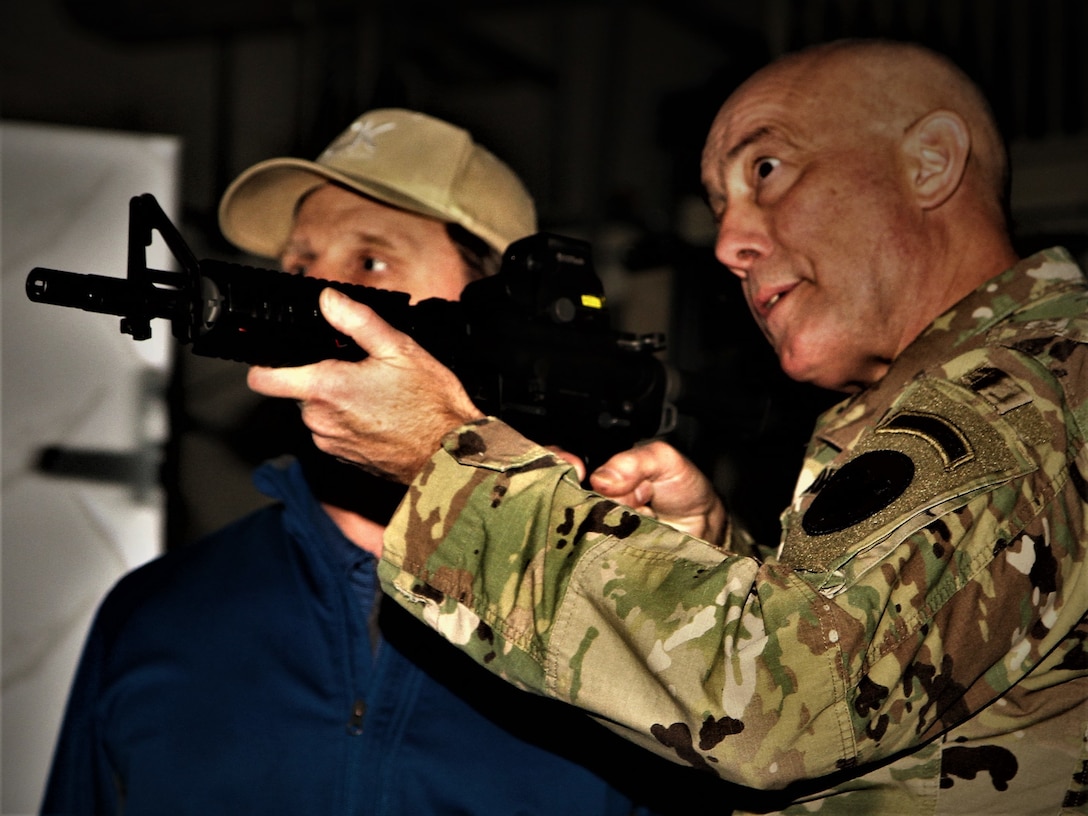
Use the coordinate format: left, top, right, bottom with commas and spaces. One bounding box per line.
902, 110, 970, 210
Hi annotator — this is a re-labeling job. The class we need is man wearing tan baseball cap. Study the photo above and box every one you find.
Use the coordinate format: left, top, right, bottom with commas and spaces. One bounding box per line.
219, 107, 536, 270
44, 110, 670, 815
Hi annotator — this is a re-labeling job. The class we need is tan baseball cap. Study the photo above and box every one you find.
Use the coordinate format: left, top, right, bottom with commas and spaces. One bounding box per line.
218, 108, 537, 259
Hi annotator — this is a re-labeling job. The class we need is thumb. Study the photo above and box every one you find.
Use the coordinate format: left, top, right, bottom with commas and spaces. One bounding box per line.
319, 287, 405, 358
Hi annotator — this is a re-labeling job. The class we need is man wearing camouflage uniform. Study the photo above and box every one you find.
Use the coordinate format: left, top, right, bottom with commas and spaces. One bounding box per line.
250, 40, 1088, 814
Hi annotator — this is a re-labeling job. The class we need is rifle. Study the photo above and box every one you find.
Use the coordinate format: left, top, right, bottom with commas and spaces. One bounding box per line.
25, 194, 677, 471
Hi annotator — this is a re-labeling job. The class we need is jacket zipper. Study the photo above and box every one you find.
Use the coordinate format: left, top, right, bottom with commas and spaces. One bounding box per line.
347, 698, 365, 735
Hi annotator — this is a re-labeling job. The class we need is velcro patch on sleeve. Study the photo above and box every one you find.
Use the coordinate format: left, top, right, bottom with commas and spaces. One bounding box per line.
782, 375, 1037, 575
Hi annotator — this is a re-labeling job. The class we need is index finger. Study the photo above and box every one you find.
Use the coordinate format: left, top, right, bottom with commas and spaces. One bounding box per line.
319, 287, 414, 361
245, 288, 407, 400
590, 443, 671, 492
246, 358, 329, 400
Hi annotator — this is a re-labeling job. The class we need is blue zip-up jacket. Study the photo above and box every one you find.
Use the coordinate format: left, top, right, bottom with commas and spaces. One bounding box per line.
41, 459, 725, 815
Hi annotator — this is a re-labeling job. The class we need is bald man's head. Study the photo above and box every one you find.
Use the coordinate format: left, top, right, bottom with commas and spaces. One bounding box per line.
699, 39, 1019, 391
740, 39, 1009, 221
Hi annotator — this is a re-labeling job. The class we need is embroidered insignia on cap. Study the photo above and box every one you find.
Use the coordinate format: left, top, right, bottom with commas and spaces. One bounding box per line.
801, 450, 915, 536
319, 118, 396, 161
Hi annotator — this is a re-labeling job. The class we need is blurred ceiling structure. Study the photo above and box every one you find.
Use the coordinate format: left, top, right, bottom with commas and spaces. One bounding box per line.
6, 0, 1085, 238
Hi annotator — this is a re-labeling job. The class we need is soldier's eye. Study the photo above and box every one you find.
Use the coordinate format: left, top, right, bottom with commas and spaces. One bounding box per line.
755, 157, 780, 180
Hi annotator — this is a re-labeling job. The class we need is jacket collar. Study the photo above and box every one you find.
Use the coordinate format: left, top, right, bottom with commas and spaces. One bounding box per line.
814, 247, 1085, 450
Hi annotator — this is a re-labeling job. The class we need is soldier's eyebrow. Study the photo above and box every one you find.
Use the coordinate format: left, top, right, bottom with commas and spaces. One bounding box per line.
726, 126, 773, 161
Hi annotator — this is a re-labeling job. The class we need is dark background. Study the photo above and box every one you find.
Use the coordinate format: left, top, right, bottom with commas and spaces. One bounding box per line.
4, 0, 1087, 548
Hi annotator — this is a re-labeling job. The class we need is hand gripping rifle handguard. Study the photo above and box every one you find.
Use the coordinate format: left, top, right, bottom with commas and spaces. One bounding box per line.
26, 194, 678, 471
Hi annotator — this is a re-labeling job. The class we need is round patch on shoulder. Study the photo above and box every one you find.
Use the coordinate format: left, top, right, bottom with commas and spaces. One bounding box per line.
801, 450, 915, 536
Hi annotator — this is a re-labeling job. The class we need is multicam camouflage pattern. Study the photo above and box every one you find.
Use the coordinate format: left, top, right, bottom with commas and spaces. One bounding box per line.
379, 248, 1088, 815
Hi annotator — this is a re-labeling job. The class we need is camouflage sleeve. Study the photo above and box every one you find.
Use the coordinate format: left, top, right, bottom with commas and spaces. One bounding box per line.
377, 419, 844, 786
378, 340, 1087, 790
